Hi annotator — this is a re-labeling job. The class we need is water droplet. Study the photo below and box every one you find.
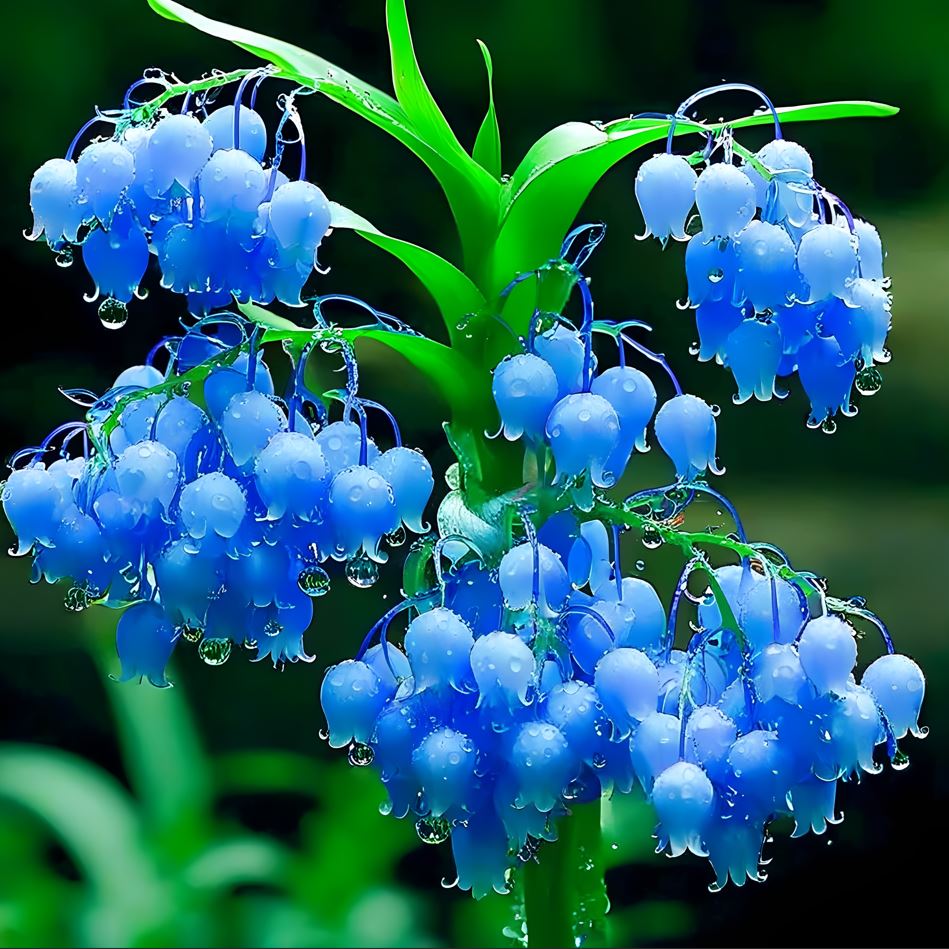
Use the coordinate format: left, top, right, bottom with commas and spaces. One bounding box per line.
641, 525, 663, 550
64, 583, 99, 612
592, 752, 607, 769
346, 553, 379, 588
177, 622, 204, 644
415, 816, 451, 844
820, 417, 837, 436
198, 637, 232, 666
444, 462, 461, 490
298, 563, 331, 596
55, 246, 74, 268
708, 268, 724, 284
263, 618, 282, 638
99, 297, 128, 330
635, 559, 646, 571
891, 749, 910, 771
347, 741, 375, 767
378, 800, 393, 816
710, 403, 721, 417
318, 727, 329, 741
855, 366, 883, 396
385, 525, 407, 548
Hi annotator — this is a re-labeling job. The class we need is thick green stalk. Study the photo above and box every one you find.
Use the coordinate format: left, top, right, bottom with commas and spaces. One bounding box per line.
524, 800, 608, 949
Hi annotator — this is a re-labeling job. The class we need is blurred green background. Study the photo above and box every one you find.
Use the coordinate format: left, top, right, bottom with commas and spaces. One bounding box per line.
1, 1, 947, 946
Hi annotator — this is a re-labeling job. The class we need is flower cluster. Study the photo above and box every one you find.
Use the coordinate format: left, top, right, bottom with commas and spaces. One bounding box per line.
321, 513, 925, 896
491, 234, 723, 504
2, 314, 433, 683
27, 69, 331, 328
635, 90, 891, 431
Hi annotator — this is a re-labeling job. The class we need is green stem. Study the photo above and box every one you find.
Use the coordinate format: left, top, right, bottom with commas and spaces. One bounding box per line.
524, 800, 608, 949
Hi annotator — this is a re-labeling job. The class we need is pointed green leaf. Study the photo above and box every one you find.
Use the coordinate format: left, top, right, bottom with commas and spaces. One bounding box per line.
385, 0, 469, 165
492, 100, 898, 294
472, 40, 502, 179
146, 0, 499, 266
329, 201, 485, 341
0, 745, 166, 942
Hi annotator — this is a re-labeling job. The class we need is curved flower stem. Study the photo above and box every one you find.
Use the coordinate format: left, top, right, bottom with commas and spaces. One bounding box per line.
524, 800, 607, 949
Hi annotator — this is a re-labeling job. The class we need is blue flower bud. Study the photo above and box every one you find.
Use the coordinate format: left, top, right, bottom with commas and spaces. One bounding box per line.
695, 164, 755, 238
179, 471, 246, 540
798, 615, 857, 695
115, 602, 178, 687
198, 149, 268, 223
533, 325, 586, 399
685, 232, 738, 306
268, 180, 331, 251
853, 218, 884, 280
154, 537, 222, 624
204, 105, 268, 163
654, 394, 721, 480
733, 220, 800, 311
314, 420, 380, 476
320, 659, 388, 748
634, 153, 697, 244
756, 139, 814, 226
510, 721, 577, 812
491, 353, 559, 442
471, 631, 534, 711
797, 224, 858, 302
371, 447, 434, 534
814, 685, 883, 780
146, 113, 213, 196
82, 206, 150, 304
594, 647, 659, 737
846, 277, 891, 364
630, 712, 680, 793
546, 393, 620, 488
114, 440, 179, 516
404, 607, 474, 693
255, 431, 329, 520
328, 465, 399, 561
736, 575, 808, 652
412, 727, 477, 817
861, 653, 925, 739
796, 334, 855, 426
684, 705, 736, 780
498, 542, 569, 616
652, 761, 715, 857
788, 775, 838, 837
695, 299, 744, 364
2, 466, 66, 552
590, 366, 657, 478
221, 390, 288, 469
450, 812, 511, 899
723, 319, 783, 404
76, 140, 135, 224
28, 158, 84, 244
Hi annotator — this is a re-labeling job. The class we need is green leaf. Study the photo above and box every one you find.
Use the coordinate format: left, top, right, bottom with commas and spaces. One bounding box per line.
240, 302, 485, 421
385, 0, 468, 165
0, 744, 166, 944
491, 100, 898, 294
329, 201, 486, 342
146, 0, 499, 268
472, 40, 502, 179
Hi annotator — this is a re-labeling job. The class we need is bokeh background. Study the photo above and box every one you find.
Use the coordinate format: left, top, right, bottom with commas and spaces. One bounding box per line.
1, 1, 947, 946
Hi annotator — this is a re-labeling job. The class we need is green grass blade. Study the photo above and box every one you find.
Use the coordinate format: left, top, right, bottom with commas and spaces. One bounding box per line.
385, 0, 470, 165
472, 40, 502, 179
0, 744, 167, 944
